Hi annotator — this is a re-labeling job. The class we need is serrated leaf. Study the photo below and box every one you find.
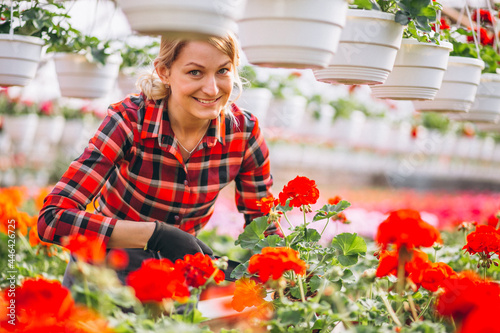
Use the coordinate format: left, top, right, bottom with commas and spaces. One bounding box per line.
276, 199, 293, 213
312, 318, 327, 330
235, 216, 268, 250
313, 200, 351, 222
309, 275, 322, 291
337, 254, 358, 266
341, 269, 356, 284
395, 11, 410, 25
303, 228, 321, 242
230, 262, 249, 280
255, 234, 286, 250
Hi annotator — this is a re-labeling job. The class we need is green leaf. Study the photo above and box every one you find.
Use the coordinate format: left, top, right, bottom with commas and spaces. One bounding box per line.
353, 0, 373, 10
256, 234, 286, 250
331, 233, 367, 256
395, 11, 410, 26
230, 262, 249, 280
313, 200, 351, 222
276, 199, 293, 213
304, 228, 321, 242
337, 254, 359, 266
235, 216, 269, 250
341, 269, 356, 284
309, 275, 322, 291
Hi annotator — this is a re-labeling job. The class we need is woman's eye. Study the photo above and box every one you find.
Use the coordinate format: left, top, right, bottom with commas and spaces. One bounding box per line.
218, 68, 229, 74
189, 70, 201, 76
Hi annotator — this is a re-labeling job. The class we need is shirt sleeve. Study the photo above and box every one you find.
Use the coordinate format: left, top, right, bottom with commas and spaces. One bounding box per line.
234, 114, 278, 234
37, 105, 136, 247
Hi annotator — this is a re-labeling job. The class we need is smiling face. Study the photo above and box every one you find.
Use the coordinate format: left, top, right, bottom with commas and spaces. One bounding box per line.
157, 41, 234, 123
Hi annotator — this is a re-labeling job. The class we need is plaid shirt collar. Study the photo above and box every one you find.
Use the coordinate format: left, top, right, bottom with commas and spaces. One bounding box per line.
140, 96, 227, 147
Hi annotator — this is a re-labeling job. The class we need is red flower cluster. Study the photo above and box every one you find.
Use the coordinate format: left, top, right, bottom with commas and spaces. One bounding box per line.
0, 277, 113, 332
467, 27, 494, 46
376, 249, 456, 292
328, 196, 342, 205
472, 9, 495, 24
62, 233, 106, 265
127, 258, 190, 303
431, 18, 450, 31
278, 176, 319, 208
127, 254, 224, 304
463, 225, 500, 255
257, 195, 279, 215
436, 271, 500, 333
106, 249, 129, 270
231, 277, 268, 312
248, 247, 307, 282
376, 209, 442, 250
175, 252, 225, 288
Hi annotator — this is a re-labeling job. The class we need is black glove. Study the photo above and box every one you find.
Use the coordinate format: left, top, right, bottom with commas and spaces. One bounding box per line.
146, 221, 213, 262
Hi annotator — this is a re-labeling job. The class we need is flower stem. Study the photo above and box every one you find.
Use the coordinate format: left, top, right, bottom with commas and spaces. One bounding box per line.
418, 295, 435, 320
319, 217, 331, 239
408, 294, 419, 322
378, 287, 402, 327
297, 275, 306, 303
282, 211, 294, 229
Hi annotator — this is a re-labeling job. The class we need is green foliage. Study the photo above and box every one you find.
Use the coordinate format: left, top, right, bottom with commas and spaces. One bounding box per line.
120, 40, 160, 71
421, 112, 450, 134
332, 233, 367, 266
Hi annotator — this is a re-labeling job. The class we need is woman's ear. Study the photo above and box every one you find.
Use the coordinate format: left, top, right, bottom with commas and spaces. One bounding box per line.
154, 59, 170, 85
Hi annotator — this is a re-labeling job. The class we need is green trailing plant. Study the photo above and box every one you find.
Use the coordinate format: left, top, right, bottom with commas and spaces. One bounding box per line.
120, 40, 160, 73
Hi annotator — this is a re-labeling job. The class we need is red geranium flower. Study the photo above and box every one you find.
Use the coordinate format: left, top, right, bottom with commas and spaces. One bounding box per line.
127, 259, 190, 303
62, 234, 106, 264
231, 277, 268, 312
463, 225, 500, 255
257, 195, 279, 215
376, 209, 442, 250
467, 27, 494, 46
175, 253, 225, 288
472, 9, 495, 24
248, 247, 307, 282
106, 249, 129, 270
376, 249, 430, 290
420, 262, 456, 292
431, 18, 450, 31
278, 176, 320, 208
328, 196, 342, 205
436, 271, 500, 320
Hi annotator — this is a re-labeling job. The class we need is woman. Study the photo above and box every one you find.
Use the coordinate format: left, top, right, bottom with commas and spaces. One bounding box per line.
37, 33, 276, 284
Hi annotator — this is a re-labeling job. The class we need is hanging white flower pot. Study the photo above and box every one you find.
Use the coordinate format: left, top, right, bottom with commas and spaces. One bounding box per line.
313, 10, 403, 85
236, 88, 273, 123
453, 73, 500, 123
370, 39, 452, 100
238, 0, 348, 69
2, 113, 38, 152
54, 53, 121, 99
34, 116, 66, 145
116, 0, 246, 38
413, 57, 484, 113
0, 34, 44, 87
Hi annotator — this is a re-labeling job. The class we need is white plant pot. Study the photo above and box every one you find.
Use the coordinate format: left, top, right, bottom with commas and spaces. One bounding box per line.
2, 114, 38, 152
413, 57, 484, 113
0, 34, 44, 87
370, 39, 452, 100
34, 116, 66, 144
54, 54, 121, 99
60, 119, 85, 148
117, 71, 140, 96
117, 0, 246, 38
236, 88, 273, 123
239, 0, 348, 69
313, 10, 403, 85
463, 73, 500, 123
266, 96, 307, 129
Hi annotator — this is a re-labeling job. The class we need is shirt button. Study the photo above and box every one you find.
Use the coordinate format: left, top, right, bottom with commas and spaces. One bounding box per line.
174, 215, 180, 221
184, 180, 189, 186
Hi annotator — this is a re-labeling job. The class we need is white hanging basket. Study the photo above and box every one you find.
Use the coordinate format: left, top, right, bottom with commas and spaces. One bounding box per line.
54, 53, 121, 99
452, 73, 500, 123
313, 10, 403, 85
116, 0, 246, 38
236, 88, 273, 124
238, 0, 348, 69
413, 57, 484, 113
370, 39, 452, 100
2, 113, 38, 152
266, 96, 307, 129
0, 34, 44, 87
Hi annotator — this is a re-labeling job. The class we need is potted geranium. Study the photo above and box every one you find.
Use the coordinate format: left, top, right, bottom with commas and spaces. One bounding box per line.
117, 39, 159, 96
413, 18, 486, 114
370, 0, 453, 100
0, 1, 66, 87
47, 25, 121, 99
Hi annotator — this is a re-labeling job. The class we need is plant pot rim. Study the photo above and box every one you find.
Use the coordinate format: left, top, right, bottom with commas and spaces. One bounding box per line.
401, 38, 453, 50
53, 52, 122, 65
0, 34, 44, 45
448, 56, 485, 69
480, 73, 500, 82
346, 8, 396, 20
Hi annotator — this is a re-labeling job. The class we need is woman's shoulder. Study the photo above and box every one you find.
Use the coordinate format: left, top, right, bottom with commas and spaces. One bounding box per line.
108, 93, 148, 124
227, 103, 260, 131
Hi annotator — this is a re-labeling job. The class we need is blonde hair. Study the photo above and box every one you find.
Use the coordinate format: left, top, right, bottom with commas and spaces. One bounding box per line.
137, 33, 243, 120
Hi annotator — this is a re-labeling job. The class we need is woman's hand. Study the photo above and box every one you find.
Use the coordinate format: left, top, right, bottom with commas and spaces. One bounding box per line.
146, 221, 213, 262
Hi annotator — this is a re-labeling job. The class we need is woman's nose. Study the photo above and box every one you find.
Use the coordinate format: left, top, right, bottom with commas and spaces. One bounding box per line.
201, 75, 219, 96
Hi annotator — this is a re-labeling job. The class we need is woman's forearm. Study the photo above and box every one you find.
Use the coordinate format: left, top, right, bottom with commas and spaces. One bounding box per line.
107, 220, 156, 249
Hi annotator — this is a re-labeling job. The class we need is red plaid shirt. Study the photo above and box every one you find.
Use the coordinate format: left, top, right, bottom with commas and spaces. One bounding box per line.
38, 93, 273, 247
